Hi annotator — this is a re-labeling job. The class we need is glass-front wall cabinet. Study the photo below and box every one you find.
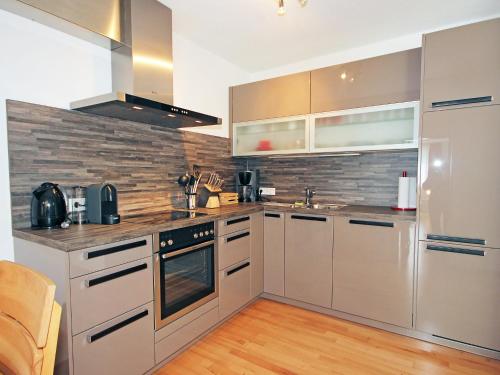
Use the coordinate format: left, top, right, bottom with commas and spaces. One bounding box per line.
232, 102, 419, 156
233, 116, 309, 156
311, 101, 419, 153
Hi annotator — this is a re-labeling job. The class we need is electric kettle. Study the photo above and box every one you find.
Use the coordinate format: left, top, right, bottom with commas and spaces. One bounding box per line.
31, 182, 67, 228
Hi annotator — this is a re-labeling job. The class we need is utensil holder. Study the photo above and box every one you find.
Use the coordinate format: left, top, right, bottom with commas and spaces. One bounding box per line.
186, 193, 197, 210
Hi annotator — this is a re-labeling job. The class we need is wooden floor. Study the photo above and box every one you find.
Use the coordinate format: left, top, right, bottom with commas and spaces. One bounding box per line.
156, 299, 500, 375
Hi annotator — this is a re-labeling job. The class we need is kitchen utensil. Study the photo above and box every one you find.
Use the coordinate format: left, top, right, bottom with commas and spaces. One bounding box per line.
178, 173, 190, 187
186, 193, 197, 210
188, 175, 196, 187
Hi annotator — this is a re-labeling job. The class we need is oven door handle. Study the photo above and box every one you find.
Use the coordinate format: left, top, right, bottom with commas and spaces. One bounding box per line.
161, 240, 215, 259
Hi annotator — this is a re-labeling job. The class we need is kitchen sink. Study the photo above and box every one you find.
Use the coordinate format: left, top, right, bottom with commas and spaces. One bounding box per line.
262, 202, 347, 210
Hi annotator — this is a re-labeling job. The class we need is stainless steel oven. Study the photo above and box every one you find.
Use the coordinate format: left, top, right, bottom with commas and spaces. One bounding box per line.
153, 221, 217, 330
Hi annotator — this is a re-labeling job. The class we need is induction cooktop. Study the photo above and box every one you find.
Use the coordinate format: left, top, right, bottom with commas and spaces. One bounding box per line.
123, 210, 208, 225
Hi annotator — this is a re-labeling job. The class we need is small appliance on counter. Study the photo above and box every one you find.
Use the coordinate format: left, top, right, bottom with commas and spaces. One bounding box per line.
392, 171, 417, 211
86, 183, 121, 224
67, 186, 88, 224
31, 182, 67, 229
236, 167, 260, 202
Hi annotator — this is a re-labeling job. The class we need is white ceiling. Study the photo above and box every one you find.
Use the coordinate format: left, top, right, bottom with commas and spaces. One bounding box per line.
159, 0, 500, 73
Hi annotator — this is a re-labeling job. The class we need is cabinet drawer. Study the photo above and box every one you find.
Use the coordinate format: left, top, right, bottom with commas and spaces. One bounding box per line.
218, 229, 251, 270
73, 302, 154, 375
416, 243, 500, 351
69, 235, 152, 278
217, 215, 251, 236
70, 257, 153, 334
219, 259, 251, 320
155, 307, 219, 363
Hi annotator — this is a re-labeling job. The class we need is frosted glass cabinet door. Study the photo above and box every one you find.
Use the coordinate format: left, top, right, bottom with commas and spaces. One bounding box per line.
233, 116, 309, 156
311, 102, 419, 152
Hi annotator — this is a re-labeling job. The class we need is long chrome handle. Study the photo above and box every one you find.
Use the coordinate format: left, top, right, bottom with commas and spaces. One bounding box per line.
427, 234, 485, 246
87, 309, 149, 343
290, 215, 327, 222
225, 231, 250, 243
426, 244, 485, 257
226, 216, 250, 226
84, 239, 147, 259
349, 219, 394, 228
226, 261, 250, 277
85, 263, 148, 287
161, 240, 214, 259
431, 96, 492, 108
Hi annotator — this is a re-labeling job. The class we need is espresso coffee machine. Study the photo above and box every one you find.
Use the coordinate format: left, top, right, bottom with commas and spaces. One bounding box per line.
236, 169, 260, 202
86, 183, 121, 224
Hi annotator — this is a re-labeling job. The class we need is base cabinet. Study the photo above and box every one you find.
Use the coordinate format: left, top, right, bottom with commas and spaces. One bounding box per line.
285, 213, 333, 308
333, 217, 415, 328
416, 242, 500, 351
73, 302, 154, 375
219, 260, 252, 320
263, 211, 285, 296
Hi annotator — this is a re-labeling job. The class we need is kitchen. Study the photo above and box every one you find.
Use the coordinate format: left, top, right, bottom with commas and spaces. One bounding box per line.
0, 1, 499, 374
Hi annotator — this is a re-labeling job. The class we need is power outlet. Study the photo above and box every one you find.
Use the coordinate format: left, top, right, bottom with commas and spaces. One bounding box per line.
259, 187, 276, 196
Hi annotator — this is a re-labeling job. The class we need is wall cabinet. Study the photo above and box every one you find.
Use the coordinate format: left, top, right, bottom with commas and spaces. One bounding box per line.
311, 49, 421, 113
250, 212, 264, 298
422, 18, 500, 112
332, 217, 415, 328
416, 243, 500, 351
263, 211, 285, 296
310, 101, 419, 153
285, 213, 333, 308
232, 72, 311, 123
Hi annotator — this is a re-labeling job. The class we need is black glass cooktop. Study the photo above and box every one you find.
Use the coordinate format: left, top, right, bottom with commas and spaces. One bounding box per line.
124, 210, 208, 224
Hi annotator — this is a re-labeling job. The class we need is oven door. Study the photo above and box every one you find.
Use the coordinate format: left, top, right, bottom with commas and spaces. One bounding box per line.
154, 241, 217, 330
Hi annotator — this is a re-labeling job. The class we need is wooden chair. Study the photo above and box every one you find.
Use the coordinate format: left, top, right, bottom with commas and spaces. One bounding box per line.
0, 261, 61, 375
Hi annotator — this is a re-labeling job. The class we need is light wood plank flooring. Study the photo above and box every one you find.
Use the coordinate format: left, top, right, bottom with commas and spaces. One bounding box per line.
156, 299, 500, 375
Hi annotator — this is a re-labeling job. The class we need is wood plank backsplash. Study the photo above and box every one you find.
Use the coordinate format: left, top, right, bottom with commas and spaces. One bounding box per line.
237, 151, 418, 206
7, 100, 237, 228
7, 100, 418, 229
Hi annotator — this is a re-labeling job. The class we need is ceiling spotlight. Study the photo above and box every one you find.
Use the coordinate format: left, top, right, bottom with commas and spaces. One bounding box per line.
277, 0, 285, 16
277, 0, 308, 15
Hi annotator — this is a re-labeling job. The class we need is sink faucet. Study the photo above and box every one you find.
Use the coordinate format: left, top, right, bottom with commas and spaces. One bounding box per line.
305, 187, 316, 207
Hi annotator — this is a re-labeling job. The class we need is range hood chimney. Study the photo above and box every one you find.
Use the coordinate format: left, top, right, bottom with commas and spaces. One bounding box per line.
4, 0, 221, 128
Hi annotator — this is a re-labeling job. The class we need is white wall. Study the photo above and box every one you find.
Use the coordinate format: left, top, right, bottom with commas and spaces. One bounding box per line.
172, 32, 250, 137
0, 9, 112, 260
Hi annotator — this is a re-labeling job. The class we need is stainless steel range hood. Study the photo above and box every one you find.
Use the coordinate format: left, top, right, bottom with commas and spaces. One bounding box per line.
4, 0, 221, 128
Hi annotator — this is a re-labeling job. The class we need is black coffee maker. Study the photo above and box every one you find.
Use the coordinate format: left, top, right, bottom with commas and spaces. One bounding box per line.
31, 182, 67, 228
86, 183, 121, 224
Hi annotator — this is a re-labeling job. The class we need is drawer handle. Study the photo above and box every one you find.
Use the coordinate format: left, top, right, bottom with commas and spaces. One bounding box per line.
84, 239, 147, 259
426, 234, 485, 246
349, 219, 394, 227
85, 263, 148, 287
431, 96, 492, 108
426, 245, 484, 257
226, 216, 250, 226
87, 309, 149, 343
226, 261, 250, 276
265, 213, 281, 218
226, 231, 250, 243
291, 215, 327, 222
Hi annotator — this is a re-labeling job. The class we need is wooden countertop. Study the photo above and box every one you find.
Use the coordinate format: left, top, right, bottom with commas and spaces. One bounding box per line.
13, 203, 415, 252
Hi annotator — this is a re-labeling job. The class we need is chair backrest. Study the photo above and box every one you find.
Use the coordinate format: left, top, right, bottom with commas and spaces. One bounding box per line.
0, 261, 61, 375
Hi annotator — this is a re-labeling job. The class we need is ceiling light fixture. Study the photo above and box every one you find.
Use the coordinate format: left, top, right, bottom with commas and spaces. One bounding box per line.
277, 0, 308, 16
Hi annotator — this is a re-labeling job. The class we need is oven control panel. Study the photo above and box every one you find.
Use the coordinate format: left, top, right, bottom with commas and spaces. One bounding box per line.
157, 221, 214, 252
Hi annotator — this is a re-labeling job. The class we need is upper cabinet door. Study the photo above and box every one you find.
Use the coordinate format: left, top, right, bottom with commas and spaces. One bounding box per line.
310, 49, 421, 113
232, 72, 311, 123
422, 18, 500, 112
